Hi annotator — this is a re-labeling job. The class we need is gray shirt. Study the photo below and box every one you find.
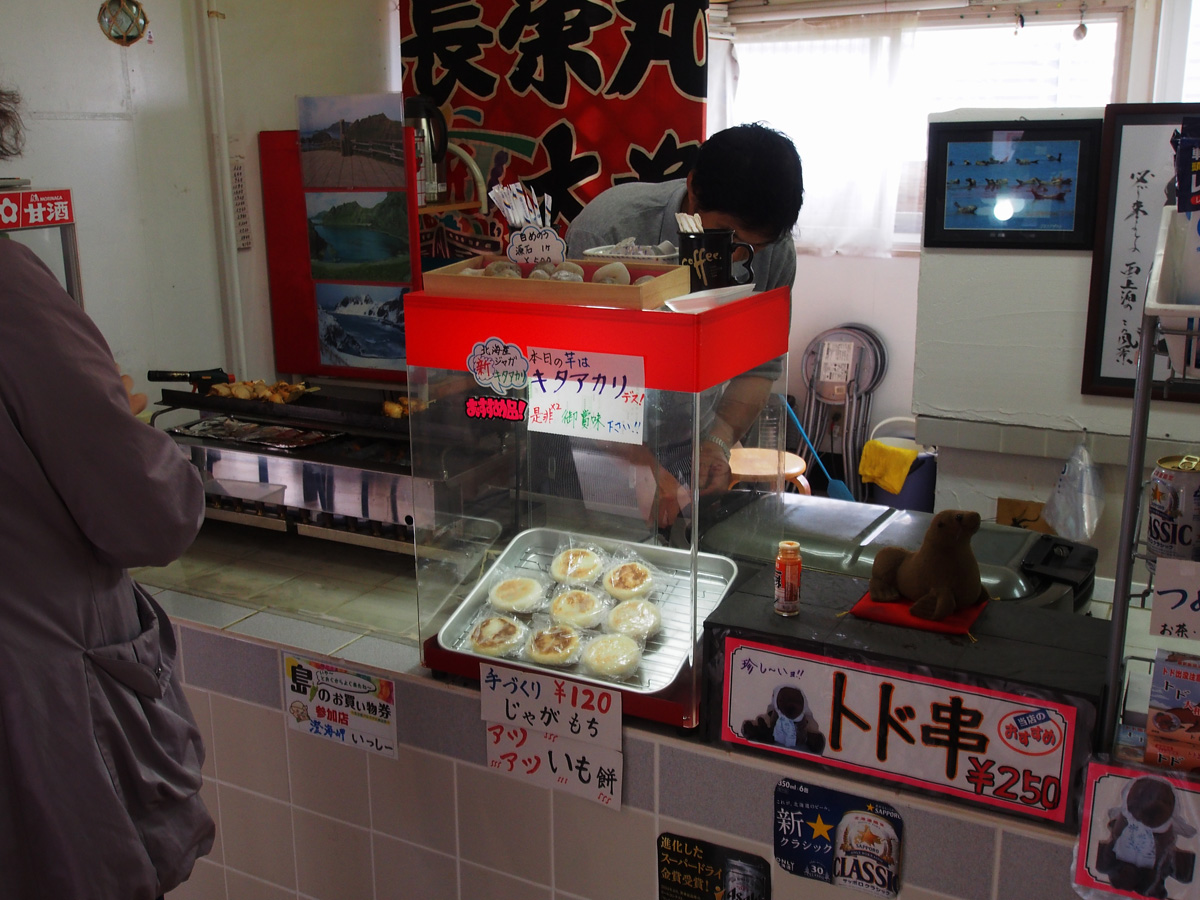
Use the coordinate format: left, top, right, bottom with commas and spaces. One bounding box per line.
564, 181, 790, 486
565, 179, 797, 292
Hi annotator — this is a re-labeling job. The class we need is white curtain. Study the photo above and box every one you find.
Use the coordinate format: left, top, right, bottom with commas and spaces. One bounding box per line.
727, 16, 918, 257
722, 12, 1119, 257
706, 37, 737, 137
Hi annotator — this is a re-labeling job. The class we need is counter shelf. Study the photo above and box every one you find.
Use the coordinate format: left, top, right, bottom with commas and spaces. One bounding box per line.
438, 527, 737, 693
700, 491, 1097, 611
159, 383, 506, 566
156, 387, 412, 440
703, 564, 1111, 830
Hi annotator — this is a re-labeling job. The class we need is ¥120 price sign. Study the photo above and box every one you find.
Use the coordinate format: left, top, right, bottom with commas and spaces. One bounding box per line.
480, 663, 624, 809
1150, 557, 1200, 642
479, 662, 622, 748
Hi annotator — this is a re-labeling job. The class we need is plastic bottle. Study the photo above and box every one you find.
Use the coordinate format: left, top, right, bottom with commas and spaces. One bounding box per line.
774, 540, 802, 616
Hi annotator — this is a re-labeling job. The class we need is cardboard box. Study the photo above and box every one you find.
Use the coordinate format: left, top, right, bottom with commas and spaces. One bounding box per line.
996, 498, 1054, 535
1145, 648, 1200, 748
421, 255, 690, 310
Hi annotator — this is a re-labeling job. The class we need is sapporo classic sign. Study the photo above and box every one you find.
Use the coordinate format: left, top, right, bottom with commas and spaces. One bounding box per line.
722, 638, 1077, 823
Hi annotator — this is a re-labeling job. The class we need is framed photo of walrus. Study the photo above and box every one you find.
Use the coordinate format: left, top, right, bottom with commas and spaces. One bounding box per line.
923, 118, 1102, 250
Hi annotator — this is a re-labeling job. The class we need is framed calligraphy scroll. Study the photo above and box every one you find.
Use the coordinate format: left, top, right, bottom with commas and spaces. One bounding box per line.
1082, 103, 1200, 398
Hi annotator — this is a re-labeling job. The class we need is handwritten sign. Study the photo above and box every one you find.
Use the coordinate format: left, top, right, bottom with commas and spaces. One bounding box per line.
506, 225, 566, 267
479, 662, 622, 749
722, 639, 1077, 823
0, 189, 74, 231
526, 347, 645, 445
485, 725, 623, 808
1150, 557, 1200, 641
466, 336, 529, 395
283, 655, 397, 758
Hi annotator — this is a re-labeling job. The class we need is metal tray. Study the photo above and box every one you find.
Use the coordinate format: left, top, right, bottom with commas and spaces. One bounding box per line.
169, 416, 344, 450
437, 527, 737, 693
157, 388, 411, 437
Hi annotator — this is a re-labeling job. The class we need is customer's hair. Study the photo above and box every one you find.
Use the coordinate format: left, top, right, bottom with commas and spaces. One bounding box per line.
691, 122, 803, 241
0, 88, 25, 159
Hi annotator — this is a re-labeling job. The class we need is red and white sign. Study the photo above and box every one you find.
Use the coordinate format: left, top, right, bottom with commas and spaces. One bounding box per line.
0, 189, 74, 231
479, 661, 622, 750
485, 724, 623, 809
1150, 557, 1200, 642
480, 662, 624, 809
722, 638, 1078, 824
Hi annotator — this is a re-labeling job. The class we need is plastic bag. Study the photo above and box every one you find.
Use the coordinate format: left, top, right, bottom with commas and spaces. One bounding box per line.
1043, 440, 1105, 542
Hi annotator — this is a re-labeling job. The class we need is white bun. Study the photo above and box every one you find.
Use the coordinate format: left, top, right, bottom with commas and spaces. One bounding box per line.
550, 548, 603, 585
550, 589, 607, 629
469, 616, 526, 657
606, 599, 662, 641
488, 576, 546, 613
582, 634, 642, 679
603, 561, 654, 601
591, 261, 631, 285
525, 624, 583, 666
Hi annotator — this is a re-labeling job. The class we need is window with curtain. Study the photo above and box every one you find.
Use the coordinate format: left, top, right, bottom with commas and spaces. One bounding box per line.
1185, 2, 1200, 100
726, 10, 1121, 256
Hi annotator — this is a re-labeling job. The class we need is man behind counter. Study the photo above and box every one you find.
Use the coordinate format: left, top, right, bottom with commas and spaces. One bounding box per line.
562, 123, 805, 528
565, 121, 804, 294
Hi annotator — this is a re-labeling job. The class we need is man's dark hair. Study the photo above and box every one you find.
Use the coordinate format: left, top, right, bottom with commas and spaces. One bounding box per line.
690, 122, 803, 241
0, 88, 25, 159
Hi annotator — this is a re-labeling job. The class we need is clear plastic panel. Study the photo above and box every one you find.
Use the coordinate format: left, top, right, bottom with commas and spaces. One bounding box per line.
410, 353, 788, 725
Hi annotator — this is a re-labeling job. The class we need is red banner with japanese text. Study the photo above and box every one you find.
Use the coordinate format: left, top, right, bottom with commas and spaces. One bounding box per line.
397, 0, 708, 258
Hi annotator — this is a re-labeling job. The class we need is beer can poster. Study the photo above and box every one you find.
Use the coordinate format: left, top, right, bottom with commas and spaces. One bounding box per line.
658, 832, 771, 900
774, 779, 903, 897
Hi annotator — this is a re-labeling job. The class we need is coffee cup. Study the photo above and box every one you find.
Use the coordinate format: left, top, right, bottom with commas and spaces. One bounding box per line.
678, 228, 755, 292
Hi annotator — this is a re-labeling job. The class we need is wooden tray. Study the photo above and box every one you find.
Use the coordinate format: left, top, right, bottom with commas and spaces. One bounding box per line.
421, 255, 690, 310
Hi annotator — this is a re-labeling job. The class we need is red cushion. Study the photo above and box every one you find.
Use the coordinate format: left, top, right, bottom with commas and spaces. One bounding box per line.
850, 590, 988, 635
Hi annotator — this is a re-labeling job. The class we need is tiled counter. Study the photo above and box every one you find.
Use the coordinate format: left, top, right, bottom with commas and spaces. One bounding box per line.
146, 523, 1088, 900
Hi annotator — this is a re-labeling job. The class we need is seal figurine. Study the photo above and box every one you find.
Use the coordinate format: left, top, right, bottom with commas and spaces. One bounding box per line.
868, 509, 989, 620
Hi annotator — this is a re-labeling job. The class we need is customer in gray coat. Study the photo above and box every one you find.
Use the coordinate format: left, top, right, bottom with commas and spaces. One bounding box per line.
0, 87, 214, 899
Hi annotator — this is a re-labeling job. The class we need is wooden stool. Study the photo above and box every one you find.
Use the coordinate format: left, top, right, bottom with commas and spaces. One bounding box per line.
728, 448, 811, 494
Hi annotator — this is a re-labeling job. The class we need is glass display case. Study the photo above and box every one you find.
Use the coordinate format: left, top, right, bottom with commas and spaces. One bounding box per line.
405, 282, 793, 727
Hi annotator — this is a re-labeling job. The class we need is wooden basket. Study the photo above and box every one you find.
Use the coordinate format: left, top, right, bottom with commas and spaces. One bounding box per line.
421, 255, 690, 310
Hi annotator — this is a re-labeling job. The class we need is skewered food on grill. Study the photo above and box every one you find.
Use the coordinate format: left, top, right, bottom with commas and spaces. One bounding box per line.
382, 397, 427, 418
207, 380, 308, 404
